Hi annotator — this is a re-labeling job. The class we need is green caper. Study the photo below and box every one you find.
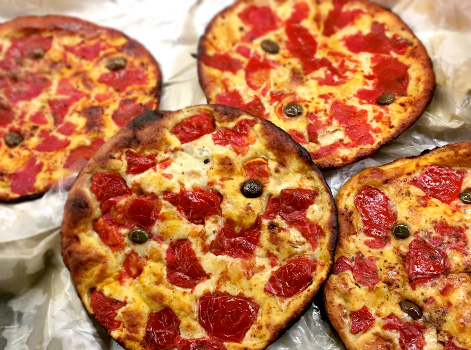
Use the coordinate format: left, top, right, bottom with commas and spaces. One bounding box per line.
31, 48, 45, 59
106, 57, 127, 71
400, 300, 422, 320
392, 223, 410, 239
241, 180, 263, 198
128, 227, 150, 244
5, 132, 24, 148
377, 93, 395, 105
459, 189, 471, 204
261, 39, 280, 54
283, 103, 303, 117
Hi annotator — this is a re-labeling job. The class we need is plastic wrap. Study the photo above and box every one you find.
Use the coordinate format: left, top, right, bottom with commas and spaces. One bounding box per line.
0, 0, 470, 349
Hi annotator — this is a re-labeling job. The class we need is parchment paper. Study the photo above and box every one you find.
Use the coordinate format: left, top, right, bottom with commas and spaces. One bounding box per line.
0, 0, 470, 349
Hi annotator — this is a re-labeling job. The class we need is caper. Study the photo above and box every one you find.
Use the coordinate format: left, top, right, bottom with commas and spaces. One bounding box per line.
459, 189, 471, 204
128, 227, 150, 244
31, 48, 45, 59
377, 93, 395, 105
5, 132, 24, 148
261, 39, 280, 54
392, 223, 410, 239
400, 300, 422, 320
283, 103, 303, 117
106, 57, 127, 71
268, 221, 277, 230
241, 180, 263, 198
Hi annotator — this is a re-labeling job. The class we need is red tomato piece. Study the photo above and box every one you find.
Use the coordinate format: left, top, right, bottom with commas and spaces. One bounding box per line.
350, 306, 375, 334
176, 337, 226, 350
0, 109, 15, 127
212, 119, 257, 155
125, 150, 157, 174
323, 0, 364, 36
5, 73, 51, 104
264, 256, 316, 298
200, 53, 243, 73
164, 189, 222, 225
432, 222, 467, 254
91, 172, 131, 203
34, 130, 70, 152
238, 6, 280, 41
352, 252, 380, 289
145, 307, 181, 349
6, 35, 52, 59
443, 337, 467, 350
198, 292, 259, 342
64, 139, 105, 172
382, 314, 426, 350
118, 251, 144, 281
90, 290, 126, 332
57, 121, 76, 136
30, 112, 48, 125
215, 91, 268, 119
172, 113, 216, 144
354, 185, 396, 249
98, 69, 147, 91
166, 239, 209, 288
332, 256, 352, 274
413, 165, 464, 204
48, 79, 86, 125
405, 237, 447, 287
242, 158, 269, 185
93, 215, 125, 251
331, 100, 374, 146
127, 196, 160, 231
9, 157, 43, 195
65, 40, 106, 61
111, 98, 153, 127
210, 217, 262, 259
245, 56, 276, 91
288, 129, 308, 144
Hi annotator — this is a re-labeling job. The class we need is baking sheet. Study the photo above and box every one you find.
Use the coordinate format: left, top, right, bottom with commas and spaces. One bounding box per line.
0, 0, 470, 349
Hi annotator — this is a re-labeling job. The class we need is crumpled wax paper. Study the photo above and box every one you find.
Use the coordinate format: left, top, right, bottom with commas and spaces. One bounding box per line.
0, 0, 470, 349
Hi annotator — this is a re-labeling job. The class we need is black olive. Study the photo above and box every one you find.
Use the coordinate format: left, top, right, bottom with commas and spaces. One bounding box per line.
392, 223, 410, 239
400, 300, 422, 320
5, 132, 24, 148
128, 228, 150, 244
459, 189, 471, 204
283, 103, 303, 117
261, 39, 279, 54
377, 93, 395, 105
106, 57, 127, 71
204, 159, 210, 164
31, 48, 45, 59
268, 221, 277, 230
241, 180, 263, 198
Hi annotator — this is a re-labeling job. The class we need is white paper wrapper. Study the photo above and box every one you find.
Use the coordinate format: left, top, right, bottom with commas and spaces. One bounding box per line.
0, 0, 470, 349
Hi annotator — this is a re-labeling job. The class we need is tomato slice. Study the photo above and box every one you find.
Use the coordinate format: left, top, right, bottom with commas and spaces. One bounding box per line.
90, 172, 131, 203
350, 306, 375, 335
166, 240, 208, 288
126, 150, 157, 174
176, 337, 226, 350
145, 307, 181, 349
90, 290, 126, 333
172, 113, 216, 144
382, 314, 426, 350
413, 165, 465, 204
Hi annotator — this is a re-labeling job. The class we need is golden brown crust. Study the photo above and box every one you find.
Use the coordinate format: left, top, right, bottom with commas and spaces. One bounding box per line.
0, 15, 162, 202
62, 104, 336, 350
197, 0, 435, 169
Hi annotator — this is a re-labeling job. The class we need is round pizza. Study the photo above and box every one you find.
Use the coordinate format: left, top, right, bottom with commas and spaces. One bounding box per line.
197, 0, 435, 169
324, 142, 471, 350
61, 105, 337, 350
0, 15, 161, 201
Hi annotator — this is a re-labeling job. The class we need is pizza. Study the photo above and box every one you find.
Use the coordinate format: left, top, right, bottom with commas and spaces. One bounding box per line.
0, 15, 161, 202
197, 0, 435, 169
61, 105, 337, 350
324, 142, 471, 350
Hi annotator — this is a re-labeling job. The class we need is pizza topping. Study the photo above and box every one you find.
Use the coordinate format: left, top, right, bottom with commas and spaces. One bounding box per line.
283, 103, 303, 117
198, 292, 259, 342
245, 55, 277, 90
91, 172, 131, 203
392, 223, 411, 240
66, 40, 106, 61
111, 98, 152, 127
166, 239, 209, 288
93, 215, 125, 251
413, 165, 464, 204
90, 290, 126, 333
200, 53, 243, 73
6, 73, 51, 104
382, 314, 426, 350
120, 251, 144, 280
98, 68, 147, 91
431, 222, 467, 254
242, 158, 269, 184
241, 180, 263, 198
128, 227, 150, 244
145, 307, 181, 349
377, 93, 396, 105
323, 0, 364, 37
164, 189, 222, 225
176, 337, 227, 350
34, 130, 70, 152
354, 185, 396, 248
332, 100, 374, 146
443, 337, 468, 350
399, 300, 422, 320
459, 189, 471, 204
31, 48, 45, 59
10, 156, 43, 195
210, 217, 261, 259
125, 150, 157, 174
238, 6, 280, 41
405, 237, 447, 287
5, 131, 24, 148
172, 113, 215, 144
212, 118, 257, 155
261, 39, 279, 54
350, 306, 375, 335
264, 256, 316, 298
106, 57, 127, 71
49, 78, 85, 125
64, 138, 105, 171
6, 35, 52, 59
127, 196, 160, 230
0, 108, 14, 127
352, 252, 380, 288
